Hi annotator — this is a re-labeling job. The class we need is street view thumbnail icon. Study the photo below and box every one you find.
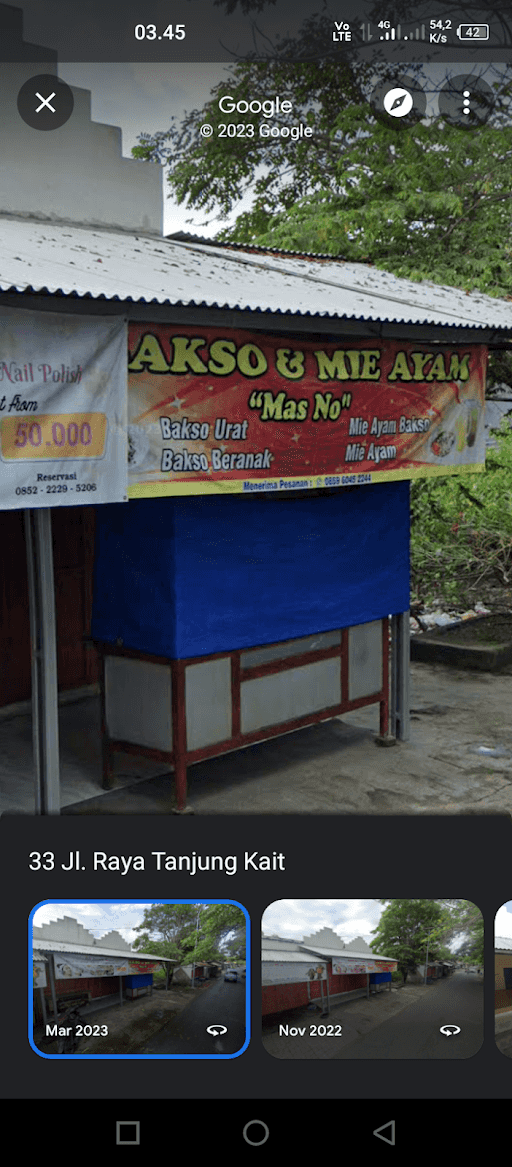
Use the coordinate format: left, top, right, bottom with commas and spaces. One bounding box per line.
261, 899, 483, 1058
30, 900, 248, 1058
494, 900, 512, 1058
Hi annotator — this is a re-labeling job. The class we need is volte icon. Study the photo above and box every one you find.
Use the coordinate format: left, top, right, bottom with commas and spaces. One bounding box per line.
373, 1120, 395, 1146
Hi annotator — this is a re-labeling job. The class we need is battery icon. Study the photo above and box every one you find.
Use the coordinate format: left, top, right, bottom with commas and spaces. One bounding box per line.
457, 24, 489, 40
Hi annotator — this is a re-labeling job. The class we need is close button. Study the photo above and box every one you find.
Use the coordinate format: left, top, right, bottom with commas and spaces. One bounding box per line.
17, 74, 74, 130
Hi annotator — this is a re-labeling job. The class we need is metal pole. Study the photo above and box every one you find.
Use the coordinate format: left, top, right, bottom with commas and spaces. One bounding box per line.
424, 932, 430, 985
48, 955, 58, 1020
391, 610, 411, 741
191, 905, 200, 987
24, 509, 60, 813
39, 986, 47, 1026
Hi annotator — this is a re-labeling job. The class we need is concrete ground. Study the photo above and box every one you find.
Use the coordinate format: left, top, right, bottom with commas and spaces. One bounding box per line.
1, 660, 512, 815
262, 970, 483, 1060
495, 1008, 512, 1058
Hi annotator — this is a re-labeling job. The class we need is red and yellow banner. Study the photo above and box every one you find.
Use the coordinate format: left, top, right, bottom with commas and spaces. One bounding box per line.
127, 326, 486, 496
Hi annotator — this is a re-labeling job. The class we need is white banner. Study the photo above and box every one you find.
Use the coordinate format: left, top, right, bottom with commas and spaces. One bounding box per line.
53, 954, 132, 979
33, 960, 47, 988
331, 959, 397, 974
0, 308, 127, 508
262, 961, 328, 985
51, 953, 161, 979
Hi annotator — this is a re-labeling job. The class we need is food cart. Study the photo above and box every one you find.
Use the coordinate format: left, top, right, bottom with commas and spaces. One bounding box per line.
91, 318, 488, 811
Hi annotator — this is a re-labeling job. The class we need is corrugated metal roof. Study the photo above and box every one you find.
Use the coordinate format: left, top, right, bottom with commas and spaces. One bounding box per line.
1, 216, 511, 332
262, 942, 396, 963
495, 936, 512, 951
301, 946, 396, 962
32, 938, 175, 961
262, 951, 316, 963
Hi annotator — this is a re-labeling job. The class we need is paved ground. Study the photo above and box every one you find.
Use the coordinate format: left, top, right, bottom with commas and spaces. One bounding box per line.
141, 978, 246, 1054
495, 1007, 512, 1059
262, 970, 483, 1059
2, 661, 512, 815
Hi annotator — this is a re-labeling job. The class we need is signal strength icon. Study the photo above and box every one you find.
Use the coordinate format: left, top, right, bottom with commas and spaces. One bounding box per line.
402, 25, 427, 41
359, 23, 427, 41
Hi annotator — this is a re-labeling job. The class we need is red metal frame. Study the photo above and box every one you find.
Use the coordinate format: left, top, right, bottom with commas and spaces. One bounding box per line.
97, 619, 390, 812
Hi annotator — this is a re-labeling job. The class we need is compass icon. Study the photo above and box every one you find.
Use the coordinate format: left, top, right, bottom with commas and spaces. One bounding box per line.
370, 75, 427, 129
383, 87, 414, 117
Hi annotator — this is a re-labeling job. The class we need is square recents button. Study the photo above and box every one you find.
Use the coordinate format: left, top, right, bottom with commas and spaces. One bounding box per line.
116, 1121, 140, 1146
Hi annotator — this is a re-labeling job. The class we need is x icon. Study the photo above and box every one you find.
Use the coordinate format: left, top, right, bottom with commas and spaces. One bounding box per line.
35, 91, 56, 113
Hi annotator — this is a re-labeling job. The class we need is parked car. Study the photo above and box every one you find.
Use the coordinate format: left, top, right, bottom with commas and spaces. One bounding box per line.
224, 969, 238, 982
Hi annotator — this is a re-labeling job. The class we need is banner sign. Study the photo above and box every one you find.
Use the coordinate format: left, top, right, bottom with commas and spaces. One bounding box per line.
127, 326, 486, 497
51, 954, 161, 979
0, 308, 127, 509
262, 961, 328, 985
33, 960, 47, 988
331, 959, 397, 975
53, 954, 132, 979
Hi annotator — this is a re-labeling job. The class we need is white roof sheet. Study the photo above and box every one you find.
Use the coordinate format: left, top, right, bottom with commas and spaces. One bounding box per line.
262, 945, 395, 963
32, 938, 175, 961
1, 217, 511, 332
495, 936, 512, 951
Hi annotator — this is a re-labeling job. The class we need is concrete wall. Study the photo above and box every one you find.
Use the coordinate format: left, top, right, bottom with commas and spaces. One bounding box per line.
0, 6, 162, 234
33, 915, 132, 950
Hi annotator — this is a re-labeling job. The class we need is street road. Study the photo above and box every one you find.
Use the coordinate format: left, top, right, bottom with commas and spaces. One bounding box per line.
336, 969, 483, 1059
141, 978, 246, 1054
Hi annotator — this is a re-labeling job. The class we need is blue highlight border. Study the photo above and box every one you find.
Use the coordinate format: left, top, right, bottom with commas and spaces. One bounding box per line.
28, 899, 250, 1060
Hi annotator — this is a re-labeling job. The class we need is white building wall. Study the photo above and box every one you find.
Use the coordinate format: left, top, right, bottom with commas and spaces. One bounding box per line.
0, 12, 162, 235
32, 915, 132, 950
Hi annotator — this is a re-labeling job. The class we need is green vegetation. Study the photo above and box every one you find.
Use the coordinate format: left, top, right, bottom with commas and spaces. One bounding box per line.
134, 59, 512, 297
371, 899, 483, 982
132, 903, 246, 969
410, 421, 512, 607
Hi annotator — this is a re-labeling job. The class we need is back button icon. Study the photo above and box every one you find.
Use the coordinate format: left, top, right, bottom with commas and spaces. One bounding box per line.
373, 1120, 395, 1146
17, 74, 74, 130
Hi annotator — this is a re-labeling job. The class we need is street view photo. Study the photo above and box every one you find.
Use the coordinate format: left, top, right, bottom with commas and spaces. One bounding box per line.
2, 1, 512, 819
261, 899, 483, 1059
30, 900, 248, 1057
494, 900, 512, 1058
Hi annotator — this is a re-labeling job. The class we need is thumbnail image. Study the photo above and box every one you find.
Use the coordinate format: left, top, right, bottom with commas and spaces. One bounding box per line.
261, 899, 483, 1059
30, 901, 248, 1057
494, 901, 512, 1058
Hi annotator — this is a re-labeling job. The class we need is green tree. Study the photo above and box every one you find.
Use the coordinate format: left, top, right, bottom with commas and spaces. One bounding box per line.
370, 899, 451, 982
410, 420, 512, 605
132, 903, 245, 967
134, 58, 512, 296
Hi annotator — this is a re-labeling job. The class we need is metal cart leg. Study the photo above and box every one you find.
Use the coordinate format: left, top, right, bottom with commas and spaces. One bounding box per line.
171, 660, 191, 813
391, 610, 411, 742
376, 615, 396, 747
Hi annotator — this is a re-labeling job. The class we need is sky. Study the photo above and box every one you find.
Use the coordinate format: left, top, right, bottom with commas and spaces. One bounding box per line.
57, 62, 256, 237
32, 902, 196, 946
495, 901, 512, 940
262, 899, 387, 944
261, 899, 479, 954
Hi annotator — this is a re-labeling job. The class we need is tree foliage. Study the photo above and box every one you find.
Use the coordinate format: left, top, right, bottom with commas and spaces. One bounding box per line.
410, 421, 512, 605
370, 898, 483, 981
134, 57, 512, 296
132, 903, 245, 966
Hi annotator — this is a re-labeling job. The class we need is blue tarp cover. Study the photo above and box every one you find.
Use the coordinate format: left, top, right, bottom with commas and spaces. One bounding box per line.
92, 484, 410, 659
